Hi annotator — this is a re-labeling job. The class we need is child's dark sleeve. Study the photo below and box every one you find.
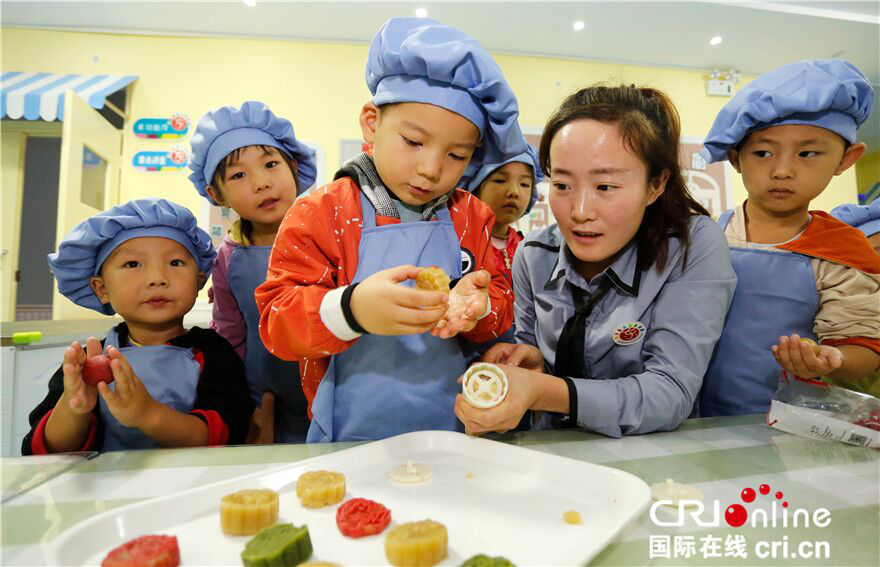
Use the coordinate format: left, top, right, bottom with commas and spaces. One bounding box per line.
21, 365, 104, 455
188, 329, 255, 446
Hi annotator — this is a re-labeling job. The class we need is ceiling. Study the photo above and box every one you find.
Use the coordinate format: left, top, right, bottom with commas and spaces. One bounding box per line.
3, 1, 879, 145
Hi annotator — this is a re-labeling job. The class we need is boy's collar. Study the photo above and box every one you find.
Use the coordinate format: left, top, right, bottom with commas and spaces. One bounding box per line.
115, 321, 188, 347
337, 153, 452, 221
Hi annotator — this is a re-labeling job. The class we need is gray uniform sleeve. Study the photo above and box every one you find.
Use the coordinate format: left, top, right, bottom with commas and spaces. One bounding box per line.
572, 219, 736, 437
512, 247, 538, 347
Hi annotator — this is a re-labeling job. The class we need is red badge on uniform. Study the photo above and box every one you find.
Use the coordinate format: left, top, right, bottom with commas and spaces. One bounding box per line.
613, 322, 645, 346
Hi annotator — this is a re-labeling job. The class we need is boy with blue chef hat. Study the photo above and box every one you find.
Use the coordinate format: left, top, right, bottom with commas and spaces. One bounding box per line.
23, 198, 254, 453
255, 17, 526, 442
832, 199, 880, 254
699, 60, 880, 416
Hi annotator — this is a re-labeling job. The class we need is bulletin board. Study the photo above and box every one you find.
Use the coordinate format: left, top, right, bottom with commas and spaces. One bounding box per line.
680, 136, 735, 216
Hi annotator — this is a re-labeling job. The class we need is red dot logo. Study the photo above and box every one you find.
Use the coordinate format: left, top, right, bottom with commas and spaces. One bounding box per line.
759, 484, 770, 495
170, 115, 188, 131
169, 149, 187, 164
619, 328, 640, 341
741, 487, 756, 503
775, 491, 784, 499
725, 504, 748, 527
612, 322, 646, 345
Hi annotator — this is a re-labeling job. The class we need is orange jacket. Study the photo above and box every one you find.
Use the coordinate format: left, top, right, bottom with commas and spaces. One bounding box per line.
255, 178, 514, 411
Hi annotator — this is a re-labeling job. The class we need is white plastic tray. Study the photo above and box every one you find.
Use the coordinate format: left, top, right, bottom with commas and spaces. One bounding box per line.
49, 431, 650, 566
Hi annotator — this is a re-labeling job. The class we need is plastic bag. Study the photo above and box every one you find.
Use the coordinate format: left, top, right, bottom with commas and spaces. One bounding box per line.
766, 371, 880, 448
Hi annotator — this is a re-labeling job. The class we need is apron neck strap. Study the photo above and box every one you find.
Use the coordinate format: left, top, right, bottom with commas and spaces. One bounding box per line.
433, 201, 452, 222
718, 209, 735, 230
358, 190, 453, 226
359, 191, 378, 228
105, 326, 122, 348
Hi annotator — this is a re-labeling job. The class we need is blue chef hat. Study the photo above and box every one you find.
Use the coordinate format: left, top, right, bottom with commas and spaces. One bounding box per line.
188, 101, 317, 204
831, 200, 880, 237
48, 198, 217, 315
466, 144, 545, 214
456, 157, 483, 190
366, 17, 527, 164
701, 60, 874, 163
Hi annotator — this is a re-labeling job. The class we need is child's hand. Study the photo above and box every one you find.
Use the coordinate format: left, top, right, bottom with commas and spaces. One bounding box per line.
432, 270, 490, 339
96, 346, 160, 429
61, 338, 99, 414
771, 334, 843, 379
350, 265, 448, 335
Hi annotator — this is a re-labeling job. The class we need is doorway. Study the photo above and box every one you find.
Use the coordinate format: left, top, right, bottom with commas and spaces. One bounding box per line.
15, 136, 61, 321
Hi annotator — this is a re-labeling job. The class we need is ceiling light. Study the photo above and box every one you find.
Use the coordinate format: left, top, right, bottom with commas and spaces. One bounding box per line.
415, 8, 428, 18
710, 36, 723, 46
243, 0, 256, 7
573, 21, 585, 32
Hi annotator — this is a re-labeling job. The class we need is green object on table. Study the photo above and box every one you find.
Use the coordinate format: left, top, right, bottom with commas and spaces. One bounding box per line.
241, 523, 312, 567
461, 554, 516, 566
11, 331, 42, 345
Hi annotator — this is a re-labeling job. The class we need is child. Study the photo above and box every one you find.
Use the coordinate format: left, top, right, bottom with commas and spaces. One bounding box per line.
188, 101, 317, 442
699, 60, 880, 416
23, 199, 254, 453
255, 17, 526, 442
467, 144, 544, 283
832, 200, 880, 254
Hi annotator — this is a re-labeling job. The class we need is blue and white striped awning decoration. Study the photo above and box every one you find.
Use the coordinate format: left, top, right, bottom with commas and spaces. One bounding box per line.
0, 72, 137, 121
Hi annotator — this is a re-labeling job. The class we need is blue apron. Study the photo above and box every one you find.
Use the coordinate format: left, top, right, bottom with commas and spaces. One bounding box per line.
700, 210, 819, 416
228, 245, 309, 443
307, 192, 467, 442
98, 327, 200, 451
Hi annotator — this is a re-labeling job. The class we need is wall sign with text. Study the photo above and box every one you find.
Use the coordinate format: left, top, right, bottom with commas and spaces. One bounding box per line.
133, 114, 191, 139
132, 147, 190, 172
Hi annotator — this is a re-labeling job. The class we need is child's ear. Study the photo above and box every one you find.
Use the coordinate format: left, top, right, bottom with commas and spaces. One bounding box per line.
727, 149, 742, 172
197, 272, 207, 289
89, 276, 111, 305
359, 102, 380, 144
835, 142, 867, 175
205, 185, 226, 207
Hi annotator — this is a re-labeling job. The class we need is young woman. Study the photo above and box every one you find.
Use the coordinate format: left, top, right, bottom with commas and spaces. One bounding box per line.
455, 85, 736, 437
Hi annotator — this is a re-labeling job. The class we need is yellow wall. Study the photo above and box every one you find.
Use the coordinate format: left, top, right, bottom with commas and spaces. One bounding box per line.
3, 26, 863, 214
0, 27, 864, 314
856, 150, 880, 199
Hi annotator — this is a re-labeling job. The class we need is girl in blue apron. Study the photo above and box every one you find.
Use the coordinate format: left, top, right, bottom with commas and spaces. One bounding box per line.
698, 60, 880, 416
189, 101, 317, 443
24, 198, 254, 454
455, 85, 737, 438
